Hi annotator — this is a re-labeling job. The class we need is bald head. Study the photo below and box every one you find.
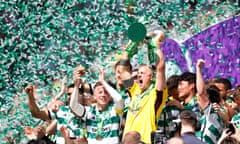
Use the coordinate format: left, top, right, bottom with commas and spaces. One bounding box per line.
138, 64, 153, 76
122, 131, 141, 144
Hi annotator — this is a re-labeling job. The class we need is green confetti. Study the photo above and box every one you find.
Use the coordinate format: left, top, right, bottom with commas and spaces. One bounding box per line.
0, 0, 239, 143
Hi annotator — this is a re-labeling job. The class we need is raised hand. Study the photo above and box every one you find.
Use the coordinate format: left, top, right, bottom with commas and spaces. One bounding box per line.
48, 100, 64, 112
212, 102, 221, 112
25, 85, 34, 96
54, 76, 68, 100
97, 65, 104, 83
60, 126, 70, 139
196, 59, 205, 69
73, 66, 85, 87
153, 30, 165, 46
61, 76, 67, 93
24, 126, 45, 140
60, 126, 75, 144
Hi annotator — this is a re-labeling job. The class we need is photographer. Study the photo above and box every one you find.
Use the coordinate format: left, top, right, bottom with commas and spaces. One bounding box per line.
179, 110, 205, 144
196, 59, 225, 144
157, 75, 182, 138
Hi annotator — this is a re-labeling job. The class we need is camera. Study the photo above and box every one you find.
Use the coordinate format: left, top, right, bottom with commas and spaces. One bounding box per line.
152, 119, 181, 144
169, 119, 181, 137
151, 130, 168, 144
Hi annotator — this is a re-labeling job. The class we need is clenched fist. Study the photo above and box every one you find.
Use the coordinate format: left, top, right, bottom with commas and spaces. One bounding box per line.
73, 66, 86, 87
25, 85, 34, 96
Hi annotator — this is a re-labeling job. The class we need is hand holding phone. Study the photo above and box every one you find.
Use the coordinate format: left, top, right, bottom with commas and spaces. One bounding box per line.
227, 123, 235, 134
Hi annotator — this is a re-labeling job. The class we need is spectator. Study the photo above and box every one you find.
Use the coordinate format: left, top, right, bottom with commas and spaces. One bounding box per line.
179, 110, 205, 144
157, 75, 182, 138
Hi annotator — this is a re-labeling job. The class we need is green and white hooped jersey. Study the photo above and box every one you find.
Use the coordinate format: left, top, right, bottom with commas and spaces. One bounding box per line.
196, 104, 224, 144
183, 96, 201, 120
50, 105, 84, 144
82, 103, 120, 144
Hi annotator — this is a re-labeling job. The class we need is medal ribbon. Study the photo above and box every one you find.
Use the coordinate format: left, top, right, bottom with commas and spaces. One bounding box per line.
95, 105, 111, 138
96, 107, 103, 138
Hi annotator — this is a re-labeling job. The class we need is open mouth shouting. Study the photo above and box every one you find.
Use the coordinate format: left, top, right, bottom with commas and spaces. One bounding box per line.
138, 78, 144, 88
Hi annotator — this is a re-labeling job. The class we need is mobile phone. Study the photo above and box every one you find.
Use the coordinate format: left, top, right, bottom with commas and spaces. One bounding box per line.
227, 123, 235, 134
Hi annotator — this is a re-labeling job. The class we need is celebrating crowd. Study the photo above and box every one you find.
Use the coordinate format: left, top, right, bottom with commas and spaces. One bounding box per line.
24, 31, 240, 144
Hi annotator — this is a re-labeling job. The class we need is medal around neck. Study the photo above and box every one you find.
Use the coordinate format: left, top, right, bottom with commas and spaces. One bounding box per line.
127, 22, 146, 42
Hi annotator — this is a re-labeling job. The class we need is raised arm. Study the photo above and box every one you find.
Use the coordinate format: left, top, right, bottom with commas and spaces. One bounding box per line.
45, 119, 57, 136
54, 77, 67, 100
25, 85, 50, 120
116, 41, 137, 90
69, 66, 85, 117
196, 59, 209, 109
155, 31, 166, 91
60, 126, 74, 144
98, 65, 124, 112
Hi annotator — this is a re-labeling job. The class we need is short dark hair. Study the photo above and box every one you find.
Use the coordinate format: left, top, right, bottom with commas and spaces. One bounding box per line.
94, 81, 103, 89
179, 72, 196, 92
114, 60, 132, 71
94, 81, 115, 90
167, 75, 180, 90
180, 110, 197, 121
67, 84, 75, 89
214, 78, 232, 90
179, 72, 196, 84
27, 136, 55, 144
233, 85, 240, 98
180, 110, 197, 128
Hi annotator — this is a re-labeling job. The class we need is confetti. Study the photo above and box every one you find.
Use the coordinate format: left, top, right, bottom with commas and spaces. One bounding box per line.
0, 0, 239, 143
